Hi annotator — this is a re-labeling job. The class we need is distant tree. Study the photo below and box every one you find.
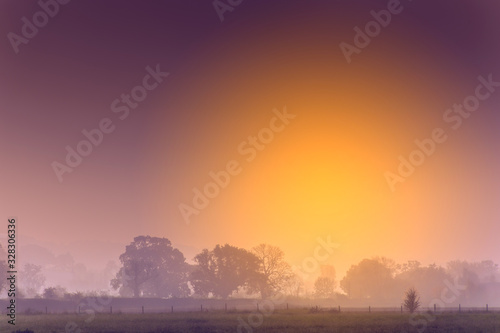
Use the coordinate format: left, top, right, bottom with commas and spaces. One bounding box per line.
447, 260, 498, 284
20, 264, 46, 297
191, 244, 259, 298
111, 236, 189, 298
63, 291, 84, 302
372, 256, 399, 274
396, 263, 450, 303
314, 277, 335, 298
43, 286, 67, 299
249, 244, 293, 298
445, 260, 500, 303
282, 273, 304, 297
399, 260, 421, 273
340, 258, 394, 299
0, 245, 7, 293
403, 288, 421, 313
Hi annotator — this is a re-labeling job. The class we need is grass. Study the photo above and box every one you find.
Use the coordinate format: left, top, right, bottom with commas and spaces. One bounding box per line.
2, 310, 500, 332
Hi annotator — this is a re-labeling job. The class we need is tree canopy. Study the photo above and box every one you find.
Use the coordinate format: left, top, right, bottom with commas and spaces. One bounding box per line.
190, 244, 259, 298
111, 236, 189, 297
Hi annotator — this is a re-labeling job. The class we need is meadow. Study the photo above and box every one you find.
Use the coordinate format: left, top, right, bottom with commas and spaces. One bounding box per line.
2, 310, 500, 333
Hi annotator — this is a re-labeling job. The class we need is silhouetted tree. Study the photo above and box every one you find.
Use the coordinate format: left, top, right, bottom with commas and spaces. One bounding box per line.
191, 244, 259, 298
340, 258, 394, 299
283, 273, 303, 297
20, 264, 46, 297
396, 263, 450, 303
314, 277, 335, 298
445, 260, 500, 304
111, 236, 189, 297
250, 244, 293, 298
403, 288, 420, 313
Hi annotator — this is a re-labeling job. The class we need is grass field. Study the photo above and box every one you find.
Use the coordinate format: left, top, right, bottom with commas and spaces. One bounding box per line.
2, 310, 500, 333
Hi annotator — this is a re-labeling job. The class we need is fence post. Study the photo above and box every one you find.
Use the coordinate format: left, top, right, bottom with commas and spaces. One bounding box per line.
171, 305, 173, 313
46, 306, 48, 314
338, 305, 341, 312
142, 306, 144, 314
459, 304, 461, 313
286, 303, 289, 310
201, 304, 203, 312
369, 306, 371, 313
400, 305, 403, 313
225, 303, 227, 312
486, 304, 488, 312
434, 304, 436, 312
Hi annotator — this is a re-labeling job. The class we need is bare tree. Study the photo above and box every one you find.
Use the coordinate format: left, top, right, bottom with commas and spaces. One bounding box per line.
403, 287, 421, 313
251, 244, 293, 298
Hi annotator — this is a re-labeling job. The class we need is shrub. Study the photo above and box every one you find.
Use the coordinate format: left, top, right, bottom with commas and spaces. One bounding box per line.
403, 287, 421, 313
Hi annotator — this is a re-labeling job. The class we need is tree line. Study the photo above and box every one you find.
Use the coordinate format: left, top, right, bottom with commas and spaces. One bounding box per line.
108, 236, 500, 305
1, 237, 499, 305
110, 236, 294, 299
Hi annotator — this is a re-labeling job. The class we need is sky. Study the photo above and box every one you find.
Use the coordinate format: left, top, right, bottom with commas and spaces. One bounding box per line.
1, 0, 500, 289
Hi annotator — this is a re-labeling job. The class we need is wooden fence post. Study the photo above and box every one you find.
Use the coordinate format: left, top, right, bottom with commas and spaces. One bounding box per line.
459, 304, 461, 313
400, 305, 403, 313
45, 306, 48, 314
369, 306, 371, 313
286, 303, 289, 310
486, 304, 488, 312
201, 304, 203, 312
338, 305, 341, 312
225, 303, 227, 312
434, 304, 436, 312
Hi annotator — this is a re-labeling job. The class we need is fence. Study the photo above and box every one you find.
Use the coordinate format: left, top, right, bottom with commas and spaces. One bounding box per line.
1, 298, 498, 315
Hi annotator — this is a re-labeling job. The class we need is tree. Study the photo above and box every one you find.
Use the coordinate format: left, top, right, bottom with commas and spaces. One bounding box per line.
20, 264, 46, 297
283, 273, 303, 297
396, 263, 450, 303
43, 286, 67, 299
0, 245, 7, 293
250, 244, 293, 298
314, 277, 335, 298
191, 244, 259, 298
111, 236, 189, 297
403, 288, 421, 313
340, 258, 394, 300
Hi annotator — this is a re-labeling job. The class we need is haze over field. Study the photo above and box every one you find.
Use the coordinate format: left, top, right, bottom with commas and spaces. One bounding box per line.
1, 0, 500, 300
